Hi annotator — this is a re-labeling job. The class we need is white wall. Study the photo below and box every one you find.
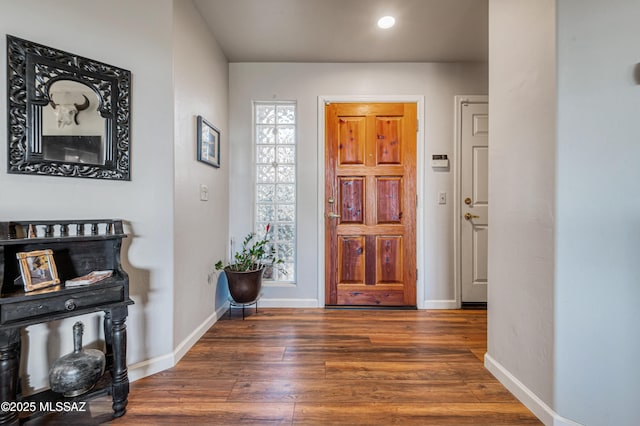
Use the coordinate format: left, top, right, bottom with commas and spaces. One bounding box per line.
172, 0, 230, 355
0, 0, 175, 390
555, 1, 640, 424
488, 1, 640, 425
486, 0, 557, 421
229, 62, 487, 307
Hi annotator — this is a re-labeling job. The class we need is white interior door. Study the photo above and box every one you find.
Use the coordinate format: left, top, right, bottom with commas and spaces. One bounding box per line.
461, 101, 488, 302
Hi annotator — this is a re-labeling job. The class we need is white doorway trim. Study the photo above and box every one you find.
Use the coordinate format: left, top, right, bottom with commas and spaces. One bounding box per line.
453, 95, 488, 307
317, 95, 425, 308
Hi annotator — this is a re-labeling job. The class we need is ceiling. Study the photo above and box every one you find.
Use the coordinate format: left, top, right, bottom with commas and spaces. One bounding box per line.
193, 0, 488, 63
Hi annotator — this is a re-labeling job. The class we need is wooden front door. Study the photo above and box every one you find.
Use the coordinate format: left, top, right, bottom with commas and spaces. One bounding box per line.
325, 103, 417, 306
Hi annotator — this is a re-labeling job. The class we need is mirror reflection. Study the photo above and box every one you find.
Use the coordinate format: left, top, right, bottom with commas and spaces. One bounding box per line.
42, 80, 105, 165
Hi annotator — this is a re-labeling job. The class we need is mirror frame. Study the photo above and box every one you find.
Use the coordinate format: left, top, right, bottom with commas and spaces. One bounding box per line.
6, 35, 131, 180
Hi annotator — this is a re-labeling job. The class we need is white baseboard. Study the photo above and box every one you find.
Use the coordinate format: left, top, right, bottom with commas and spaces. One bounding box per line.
257, 298, 319, 308
173, 302, 229, 363
128, 302, 229, 382
422, 299, 459, 309
484, 353, 584, 426
260, 298, 457, 310
128, 352, 174, 382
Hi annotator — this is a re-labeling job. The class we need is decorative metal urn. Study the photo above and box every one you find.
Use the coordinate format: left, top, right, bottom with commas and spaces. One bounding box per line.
49, 321, 106, 397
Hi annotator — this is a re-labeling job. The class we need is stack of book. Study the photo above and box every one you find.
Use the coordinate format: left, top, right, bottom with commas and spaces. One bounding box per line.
65, 270, 113, 287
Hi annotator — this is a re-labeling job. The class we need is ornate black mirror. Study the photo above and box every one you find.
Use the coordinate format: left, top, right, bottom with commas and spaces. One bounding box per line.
6, 35, 131, 180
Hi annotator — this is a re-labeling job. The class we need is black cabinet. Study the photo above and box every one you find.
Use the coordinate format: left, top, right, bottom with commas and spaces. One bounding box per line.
0, 220, 133, 425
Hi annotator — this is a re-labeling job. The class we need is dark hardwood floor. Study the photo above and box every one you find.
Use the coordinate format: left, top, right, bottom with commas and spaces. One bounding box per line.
29, 308, 541, 425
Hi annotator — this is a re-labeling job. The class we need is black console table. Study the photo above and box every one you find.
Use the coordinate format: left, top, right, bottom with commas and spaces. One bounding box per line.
0, 220, 133, 425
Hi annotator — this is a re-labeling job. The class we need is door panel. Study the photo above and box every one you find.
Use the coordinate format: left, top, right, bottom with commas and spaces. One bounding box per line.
472, 226, 488, 284
338, 236, 366, 284
326, 102, 416, 306
376, 236, 403, 283
376, 117, 402, 164
461, 102, 489, 302
338, 117, 366, 165
473, 146, 489, 205
376, 177, 403, 223
339, 178, 365, 223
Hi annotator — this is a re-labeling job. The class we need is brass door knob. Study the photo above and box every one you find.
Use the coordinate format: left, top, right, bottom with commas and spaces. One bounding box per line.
464, 213, 480, 220
464, 197, 472, 205
327, 213, 341, 219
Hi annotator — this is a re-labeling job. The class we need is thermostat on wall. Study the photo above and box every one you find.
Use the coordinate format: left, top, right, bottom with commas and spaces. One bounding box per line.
431, 154, 449, 168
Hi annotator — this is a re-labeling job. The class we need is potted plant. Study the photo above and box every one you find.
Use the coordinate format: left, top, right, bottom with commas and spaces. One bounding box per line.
215, 224, 283, 304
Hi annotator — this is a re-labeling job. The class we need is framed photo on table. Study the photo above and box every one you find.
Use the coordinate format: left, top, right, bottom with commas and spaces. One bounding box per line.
197, 116, 220, 168
16, 249, 60, 292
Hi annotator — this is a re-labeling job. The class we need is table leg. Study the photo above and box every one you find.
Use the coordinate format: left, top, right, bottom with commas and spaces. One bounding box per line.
109, 306, 129, 418
0, 329, 20, 425
103, 311, 113, 369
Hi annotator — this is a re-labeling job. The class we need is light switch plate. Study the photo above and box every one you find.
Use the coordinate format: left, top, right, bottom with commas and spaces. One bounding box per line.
438, 192, 446, 205
200, 184, 209, 201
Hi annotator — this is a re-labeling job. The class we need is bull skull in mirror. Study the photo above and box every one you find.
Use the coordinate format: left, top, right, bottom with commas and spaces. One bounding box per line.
49, 94, 90, 128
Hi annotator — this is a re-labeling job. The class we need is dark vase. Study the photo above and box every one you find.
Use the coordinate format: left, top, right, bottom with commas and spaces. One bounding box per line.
48, 321, 106, 397
224, 266, 264, 304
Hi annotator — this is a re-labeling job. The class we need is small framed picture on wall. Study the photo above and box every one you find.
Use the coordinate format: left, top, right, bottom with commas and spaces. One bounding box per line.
197, 116, 220, 168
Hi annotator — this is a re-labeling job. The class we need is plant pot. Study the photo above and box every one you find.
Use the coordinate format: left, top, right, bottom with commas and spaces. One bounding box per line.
224, 266, 264, 304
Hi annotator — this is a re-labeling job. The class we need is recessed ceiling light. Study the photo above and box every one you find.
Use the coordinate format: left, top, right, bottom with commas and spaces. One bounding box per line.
377, 16, 395, 29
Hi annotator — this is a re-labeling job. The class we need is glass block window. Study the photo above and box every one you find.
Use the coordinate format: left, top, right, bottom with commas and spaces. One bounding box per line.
254, 102, 296, 282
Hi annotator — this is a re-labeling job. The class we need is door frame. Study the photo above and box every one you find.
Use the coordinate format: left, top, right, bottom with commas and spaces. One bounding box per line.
453, 95, 488, 308
317, 95, 425, 308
